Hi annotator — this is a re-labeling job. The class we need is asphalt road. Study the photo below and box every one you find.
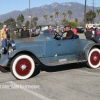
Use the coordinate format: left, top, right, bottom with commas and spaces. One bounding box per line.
0, 63, 100, 100
1, 34, 100, 100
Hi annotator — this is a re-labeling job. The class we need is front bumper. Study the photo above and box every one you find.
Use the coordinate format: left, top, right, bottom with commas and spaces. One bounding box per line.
0, 50, 9, 66
0, 58, 9, 66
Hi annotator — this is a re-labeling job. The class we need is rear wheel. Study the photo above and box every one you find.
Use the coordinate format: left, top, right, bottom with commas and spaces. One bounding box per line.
11, 55, 35, 80
87, 48, 100, 68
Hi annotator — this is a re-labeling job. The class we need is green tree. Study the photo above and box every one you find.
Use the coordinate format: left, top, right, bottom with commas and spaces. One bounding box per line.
62, 12, 66, 18
17, 14, 25, 27
4, 18, 16, 29
43, 14, 48, 22
32, 17, 38, 26
0, 22, 3, 29
25, 20, 30, 28
68, 10, 72, 20
50, 15, 53, 21
68, 22, 78, 28
96, 9, 100, 22
86, 10, 96, 23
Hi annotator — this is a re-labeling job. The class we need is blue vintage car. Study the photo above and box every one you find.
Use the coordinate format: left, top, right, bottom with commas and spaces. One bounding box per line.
0, 34, 100, 80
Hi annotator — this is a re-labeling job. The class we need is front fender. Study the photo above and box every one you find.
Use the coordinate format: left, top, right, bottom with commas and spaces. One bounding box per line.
8, 49, 37, 58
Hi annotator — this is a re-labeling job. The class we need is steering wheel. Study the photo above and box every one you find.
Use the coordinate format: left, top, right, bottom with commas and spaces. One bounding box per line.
54, 32, 61, 40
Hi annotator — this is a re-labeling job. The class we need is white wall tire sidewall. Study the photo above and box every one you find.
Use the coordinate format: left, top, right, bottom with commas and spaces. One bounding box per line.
88, 48, 100, 68
12, 55, 35, 80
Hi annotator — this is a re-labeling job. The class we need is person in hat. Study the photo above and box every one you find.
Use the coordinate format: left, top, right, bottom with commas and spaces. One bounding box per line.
62, 24, 74, 39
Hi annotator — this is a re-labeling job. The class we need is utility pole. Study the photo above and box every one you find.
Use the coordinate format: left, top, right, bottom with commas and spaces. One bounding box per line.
29, 0, 32, 37
84, 0, 87, 29
92, 0, 95, 12
91, 0, 96, 23
54, 7, 57, 26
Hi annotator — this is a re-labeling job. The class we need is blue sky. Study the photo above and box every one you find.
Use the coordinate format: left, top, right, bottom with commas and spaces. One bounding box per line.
0, 0, 100, 15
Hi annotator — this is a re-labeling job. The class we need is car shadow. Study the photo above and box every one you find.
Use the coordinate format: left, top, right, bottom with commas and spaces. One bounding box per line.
0, 67, 10, 73
32, 62, 88, 78
0, 63, 88, 78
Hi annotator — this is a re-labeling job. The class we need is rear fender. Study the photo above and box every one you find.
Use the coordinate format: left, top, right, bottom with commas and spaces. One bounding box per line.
84, 43, 100, 60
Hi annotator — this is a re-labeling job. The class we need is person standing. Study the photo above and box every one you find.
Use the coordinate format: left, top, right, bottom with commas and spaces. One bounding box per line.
10, 29, 19, 40
85, 27, 100, 43
91, 27, 95, 37
72, 27, 77, 35
85, 27, 92, 39
0, 25, 7, 47
44, 25, 54, 34
20, 26, 30, 38
6, 28, 10, 40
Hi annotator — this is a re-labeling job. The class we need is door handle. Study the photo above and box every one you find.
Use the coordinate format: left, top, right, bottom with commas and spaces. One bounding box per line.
58, 44, 61, 46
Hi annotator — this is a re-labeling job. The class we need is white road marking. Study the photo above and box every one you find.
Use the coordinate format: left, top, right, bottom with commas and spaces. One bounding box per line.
75, 69, 100, 76
7, 81, 51, 100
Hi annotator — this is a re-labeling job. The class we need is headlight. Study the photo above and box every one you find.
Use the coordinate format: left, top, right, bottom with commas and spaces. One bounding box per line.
8, 47, 14, 53
1, 47, 7, 54
8, 40, 16, 53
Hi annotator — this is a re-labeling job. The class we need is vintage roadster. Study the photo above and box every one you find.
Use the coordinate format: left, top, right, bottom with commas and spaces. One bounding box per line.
0, 33, 100, 80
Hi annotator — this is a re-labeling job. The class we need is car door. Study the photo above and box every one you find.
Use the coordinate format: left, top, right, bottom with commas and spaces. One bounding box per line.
69, 39, 83, 53
57, 39, 74, 56
56, 38, 83, 62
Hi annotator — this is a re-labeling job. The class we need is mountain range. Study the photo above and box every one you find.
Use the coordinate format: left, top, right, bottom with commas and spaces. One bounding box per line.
0, 2, 99, 25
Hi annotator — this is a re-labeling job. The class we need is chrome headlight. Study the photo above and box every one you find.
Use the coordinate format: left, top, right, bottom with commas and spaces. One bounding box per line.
8, 44, 16, 53
1, 47, 7, 54
8, 40, 16, 53
8, 47, 14, 53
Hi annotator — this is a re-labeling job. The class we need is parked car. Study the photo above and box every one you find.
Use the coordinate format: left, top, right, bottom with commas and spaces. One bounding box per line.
76, 28, 84, 33
0, 33, 100, 80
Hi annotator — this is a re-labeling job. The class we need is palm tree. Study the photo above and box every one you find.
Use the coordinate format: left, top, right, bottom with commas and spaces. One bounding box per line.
75, 18, 78, 23
50, 15, 53, 21
61, 19, 68, 25
32, 17, 38, 26
55, 11, 59, 18
43, 14, 48, 22
62, 12, 66, 18
68, 10, 72, 20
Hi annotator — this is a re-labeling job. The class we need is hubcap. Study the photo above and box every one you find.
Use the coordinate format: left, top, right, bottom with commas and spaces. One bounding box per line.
90, 51, 100, 65
21, 65, 27, 71
16, 59, 31, 76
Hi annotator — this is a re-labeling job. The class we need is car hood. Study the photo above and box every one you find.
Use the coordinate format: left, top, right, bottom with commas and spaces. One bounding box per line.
14, 34, 54, 43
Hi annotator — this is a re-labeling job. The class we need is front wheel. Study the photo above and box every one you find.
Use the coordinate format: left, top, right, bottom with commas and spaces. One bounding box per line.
87, 48, 100, 68
11, 55, 35, 80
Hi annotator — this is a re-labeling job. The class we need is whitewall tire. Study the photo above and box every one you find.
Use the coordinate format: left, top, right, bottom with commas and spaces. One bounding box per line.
11, 55, 35, 80
87, 48, 100, 68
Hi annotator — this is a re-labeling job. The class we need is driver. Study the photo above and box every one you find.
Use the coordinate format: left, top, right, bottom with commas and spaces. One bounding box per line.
63, 24, 74, 39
